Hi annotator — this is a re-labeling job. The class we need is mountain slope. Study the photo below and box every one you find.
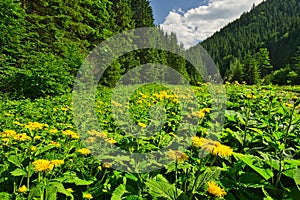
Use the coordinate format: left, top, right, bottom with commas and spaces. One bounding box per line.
198, 0, 300, 78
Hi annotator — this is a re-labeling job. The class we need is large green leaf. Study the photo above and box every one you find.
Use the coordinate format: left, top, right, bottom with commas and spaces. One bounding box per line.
10, 168, 27, 177
111, 178, 127, 200
145, 174, 183, 200
234, 153, 273, 180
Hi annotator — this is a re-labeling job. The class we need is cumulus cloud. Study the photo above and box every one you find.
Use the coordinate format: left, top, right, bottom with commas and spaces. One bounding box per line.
160, 0, 264, 48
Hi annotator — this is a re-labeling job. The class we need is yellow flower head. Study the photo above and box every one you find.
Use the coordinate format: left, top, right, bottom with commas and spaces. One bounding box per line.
31, 146, 37, 151
32, 159, 53, 172
77, 148, 91, 155
105, 138, 116, 144
167, 150, 188, 162
50, 159, 64, 167
83, 193, 93, 199
88, 130, 107, 138
18, 185, 27, 193
13, 133, 31, 141
207, 181, 227, 197
138, 122, 147, 128
2, 130, 16, 137
49, 128, 58, 134
25, 122, 47, 131
102, 162, 112, 168
34, 135, 42, 140
201, 140, 233, 157
192, 136, 206, 147
62, 130, 79, 139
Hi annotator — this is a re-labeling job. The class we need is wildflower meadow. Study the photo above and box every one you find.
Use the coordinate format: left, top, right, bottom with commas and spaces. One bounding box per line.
0, 82, 299, 199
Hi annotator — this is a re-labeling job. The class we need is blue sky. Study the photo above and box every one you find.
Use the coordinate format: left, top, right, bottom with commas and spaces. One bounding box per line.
149, 0, 264, 48
150, 0, 209, 24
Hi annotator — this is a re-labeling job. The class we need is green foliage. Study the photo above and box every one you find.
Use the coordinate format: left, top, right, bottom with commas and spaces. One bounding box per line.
201, 0, 300, 84
1, 84, 299, 199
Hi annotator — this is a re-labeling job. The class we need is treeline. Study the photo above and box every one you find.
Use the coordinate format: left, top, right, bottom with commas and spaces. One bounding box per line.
200, 0, 300, 85
0, 0, 190, 99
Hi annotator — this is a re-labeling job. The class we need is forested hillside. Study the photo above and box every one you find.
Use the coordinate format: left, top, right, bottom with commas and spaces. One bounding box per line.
200, 0, 300, 85
0, 0, 188, 99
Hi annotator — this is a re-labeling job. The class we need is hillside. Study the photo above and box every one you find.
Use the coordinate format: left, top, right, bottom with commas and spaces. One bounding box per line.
0, 0, 188, 99
198, 0, 300, 84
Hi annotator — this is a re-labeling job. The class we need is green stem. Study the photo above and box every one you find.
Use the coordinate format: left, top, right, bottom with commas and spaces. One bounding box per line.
27, 162, 31, 190
275, 105, 295, 188
175, 160, 178, 198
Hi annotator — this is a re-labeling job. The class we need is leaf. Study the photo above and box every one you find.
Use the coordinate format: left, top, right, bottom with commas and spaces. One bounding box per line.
248, 127, 264, 135
46, 182, 74, 200
234, 153, 273, 180
64, 178, 94, 186
293, 168, 300, 186
0, 192, 11, 200
111, 184, 127, 200
145, 175, 183, 200
262, 186, 274, 200
7, 155, 22, 168
125, 173, 138, 181
10, 168, 27, 177
125, 195, 144, 200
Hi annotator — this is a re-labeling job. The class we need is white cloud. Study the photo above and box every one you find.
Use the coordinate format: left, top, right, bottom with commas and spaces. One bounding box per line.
160, 0, 264, 48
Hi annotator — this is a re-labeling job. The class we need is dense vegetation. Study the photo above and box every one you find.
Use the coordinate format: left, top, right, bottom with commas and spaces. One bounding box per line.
0, 0, 188, 99
1, 83, 300, 199
200, 0, 300, 85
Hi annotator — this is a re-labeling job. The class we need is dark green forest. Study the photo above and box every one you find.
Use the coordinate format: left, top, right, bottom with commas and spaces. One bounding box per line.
0, 0, 189, 99
200, 0, 300, 85
1, 0, 300, 100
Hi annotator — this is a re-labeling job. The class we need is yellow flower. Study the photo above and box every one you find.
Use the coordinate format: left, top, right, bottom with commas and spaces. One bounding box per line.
49, 128, 58, 134
77, 148, 91, 155
202, 140, 233, 157
66, 188, 73, 193
106, 138, 116, 144
31, 146, 37, 151
61, 107, 69, 111
192, 136, 206, 147
86, 137, 96, 143
167, 150, 188, 162
13, 133, 31, 141
18, 185, 27, 193
88, 130, 107, 138
2, 138, 9, 142
102, 162, 112, 168
2, 130, 16, 137
25, 122, 47, 131
211, 142, 233, 157
32, 159, 53, 172
207, 181, 227, 197
50, 159, 64, 167
83, 193, 93, 199
138, 122, 147, 128
192, 108, 210, 118
62, 130, 79, 139
34, 135, 42, 140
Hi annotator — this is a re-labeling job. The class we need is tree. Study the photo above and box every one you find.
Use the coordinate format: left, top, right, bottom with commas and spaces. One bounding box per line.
255, 48, 273, 77
227, 58, 243, 82
243, 55, 260, 85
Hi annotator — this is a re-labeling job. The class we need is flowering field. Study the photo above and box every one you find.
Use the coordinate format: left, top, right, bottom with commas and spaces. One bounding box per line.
0, 83, 299, 200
